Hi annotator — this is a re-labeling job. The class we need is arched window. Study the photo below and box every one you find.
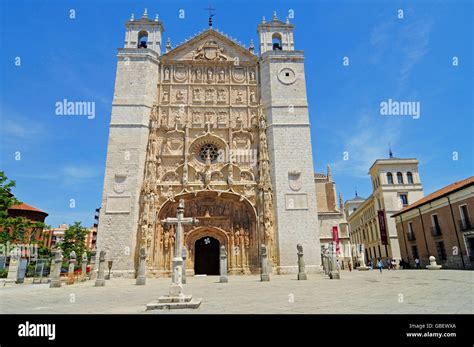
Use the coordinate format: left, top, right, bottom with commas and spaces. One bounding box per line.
387, 172, 393, 184
397, 172, 403, 184
407, 172, 414, 184
138, 30, 148, 48
272, 33, 282, 50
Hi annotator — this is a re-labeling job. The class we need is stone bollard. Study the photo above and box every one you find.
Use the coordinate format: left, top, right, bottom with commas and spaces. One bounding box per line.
182, 247, 187, 284
260, 244, 270, 282
81, 252, 88, 282
219, 246, 228, 283
136, 247, 146, 285
297, 244, 307, 280
426, 256, 442, 270
94, 250, 106, 287
67, 251, 77, 285
49, 250, 63, 288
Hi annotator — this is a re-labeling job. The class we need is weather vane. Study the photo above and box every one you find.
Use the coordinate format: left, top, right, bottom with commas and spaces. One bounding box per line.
204, 5, 216, 27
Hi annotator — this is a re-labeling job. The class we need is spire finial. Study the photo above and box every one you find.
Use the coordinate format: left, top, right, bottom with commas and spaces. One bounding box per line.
142, 8, 148, 19
355, 189, 358, 197
339, 193, 344, 210
286, 16, 290, 24
273, 11, 278, 21
327, 164, 332, 181
130, 13, 135, 21
249, 39, 255, 53
155, 14, 159, 22
166, 38, 171, 53
262, 16, 266, 24
389, 143, 393, 158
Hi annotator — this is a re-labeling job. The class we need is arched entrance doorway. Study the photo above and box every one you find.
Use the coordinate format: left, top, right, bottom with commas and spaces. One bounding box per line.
194, 236, 220, 275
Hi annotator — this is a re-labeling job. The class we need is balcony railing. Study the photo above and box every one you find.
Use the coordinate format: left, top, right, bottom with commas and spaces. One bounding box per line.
458, 218, 473, 232
430, 225, 442, 236
407, 232, 416, 241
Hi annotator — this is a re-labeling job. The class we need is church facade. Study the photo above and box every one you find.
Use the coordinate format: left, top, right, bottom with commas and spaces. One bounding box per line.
96, 10, 321, 277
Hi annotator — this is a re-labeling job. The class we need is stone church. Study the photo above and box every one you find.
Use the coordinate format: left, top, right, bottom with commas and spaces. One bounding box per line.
96, 10, 322, 277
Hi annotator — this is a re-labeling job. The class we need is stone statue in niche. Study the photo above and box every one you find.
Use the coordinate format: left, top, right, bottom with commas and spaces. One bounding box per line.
250, 90, 256, 103
193, 88, 201, 102
250, 70, 255, 81
217, 112, 227, 124
160, 112, 168, 127
205, 89, 215, 102
162, 90, 169, 103
219, 69, 225, 82
176, 90, 184, 101
207, 68, 213, 82
217, 89, 226, 102
251, 112, 257, 127
193, 112, 201, 124
164, 67, 170, 81
236, 90, 243, 103
196, 68, 202, 81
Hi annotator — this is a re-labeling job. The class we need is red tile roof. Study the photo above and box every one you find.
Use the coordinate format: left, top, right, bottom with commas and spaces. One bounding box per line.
9, 203, 48, 215
392, 176, 474, 217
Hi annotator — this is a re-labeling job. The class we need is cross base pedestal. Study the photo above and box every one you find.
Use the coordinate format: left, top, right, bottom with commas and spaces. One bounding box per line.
146, 294, 202, 310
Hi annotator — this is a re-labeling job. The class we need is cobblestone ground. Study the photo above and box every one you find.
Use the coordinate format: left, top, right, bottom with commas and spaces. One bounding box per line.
0, 269, 472, 314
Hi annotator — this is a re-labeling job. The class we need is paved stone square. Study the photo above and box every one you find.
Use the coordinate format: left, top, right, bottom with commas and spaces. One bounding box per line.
0, 270, 472, 314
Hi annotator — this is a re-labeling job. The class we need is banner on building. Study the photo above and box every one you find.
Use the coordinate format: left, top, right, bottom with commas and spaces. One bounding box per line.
378, 210, 388, 245
332, 226, 340, 254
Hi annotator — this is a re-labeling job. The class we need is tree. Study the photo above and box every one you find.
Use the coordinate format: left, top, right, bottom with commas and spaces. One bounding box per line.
57, 222, 89, 264
0, 171, 47, 248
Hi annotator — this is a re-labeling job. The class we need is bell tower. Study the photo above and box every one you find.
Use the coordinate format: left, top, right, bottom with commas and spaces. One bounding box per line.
258, 12, 321, 273
96, 9, 163, 275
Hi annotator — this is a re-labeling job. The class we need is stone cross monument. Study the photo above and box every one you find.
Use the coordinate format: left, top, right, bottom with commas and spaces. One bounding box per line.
67, 251, 77, 285
297, 244, 307, 280
95, 250, 106, 287
81, 252, 88, 282
181, 247, 187, 284
136, 247, 147, 285
219, 245, 228, 283
260, 244, 270, 282
49, 250, 63, 288
146, 199, 201, 310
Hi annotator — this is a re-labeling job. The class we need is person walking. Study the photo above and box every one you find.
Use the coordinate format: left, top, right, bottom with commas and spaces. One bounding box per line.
348, 261, 352, 272
415, 257, 421, 269
377, 258, 383, 273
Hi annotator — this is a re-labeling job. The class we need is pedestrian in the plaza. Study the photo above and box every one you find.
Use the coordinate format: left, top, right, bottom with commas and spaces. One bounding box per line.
377, 258, 383, 273
336, 259, 341, 272
399, 259, 404, 269
348, 261, 352, 272
391, 259, 397, 269
415, 257, 421, 269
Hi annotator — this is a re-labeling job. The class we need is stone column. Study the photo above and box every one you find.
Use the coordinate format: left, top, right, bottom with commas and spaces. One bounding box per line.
94, 250, 106, 287
136, 247, 147, 285
219, 246, 228, 283
49, 250, 63, 288
297, 244, 307, 280
260, 244, 270, 282
182, 247, 187, 284
81, 252, 88, 282
67, 251, 77, 285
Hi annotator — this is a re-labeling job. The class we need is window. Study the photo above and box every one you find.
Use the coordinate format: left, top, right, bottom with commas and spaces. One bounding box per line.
407, 172, 414, 184
407, 222, 416, 240
198, 143, 220, 163
272, 33, 282, 50
387, 172, 393, 184
459, 204, 470, 229
138, 30, 148, 48
400, 194, 408, 206
431, 214, 441, 236
397, 172, 404, 184
436, 241, 447, 260
378, 245, 381, 258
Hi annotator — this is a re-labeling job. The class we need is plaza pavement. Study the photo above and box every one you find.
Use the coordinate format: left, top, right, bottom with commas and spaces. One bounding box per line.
0, 269, 472, 314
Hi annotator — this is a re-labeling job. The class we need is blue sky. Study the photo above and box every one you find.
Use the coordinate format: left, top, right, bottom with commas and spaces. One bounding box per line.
0, 0, 472, 227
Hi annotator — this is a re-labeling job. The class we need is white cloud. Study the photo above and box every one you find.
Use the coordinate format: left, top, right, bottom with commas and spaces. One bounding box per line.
63, 165, 100, 179
331, 113, 402, 178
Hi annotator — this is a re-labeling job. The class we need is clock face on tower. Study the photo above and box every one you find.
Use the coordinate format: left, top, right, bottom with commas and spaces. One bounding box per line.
277, 67, 297, 85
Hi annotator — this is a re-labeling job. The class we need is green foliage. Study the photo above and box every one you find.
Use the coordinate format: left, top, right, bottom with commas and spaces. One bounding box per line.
0, 269, 7, 278
0, 171, 47, 245
57, 221, 89, 263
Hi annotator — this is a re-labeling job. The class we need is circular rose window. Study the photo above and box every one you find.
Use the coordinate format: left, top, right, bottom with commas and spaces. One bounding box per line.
198, 143, 219, 162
